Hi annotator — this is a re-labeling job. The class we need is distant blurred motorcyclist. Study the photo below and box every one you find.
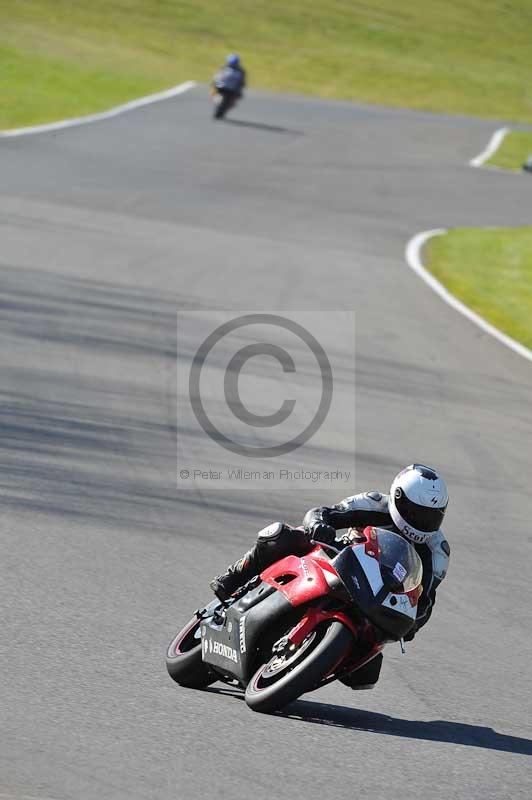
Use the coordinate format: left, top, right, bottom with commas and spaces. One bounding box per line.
211, 54, 246, 119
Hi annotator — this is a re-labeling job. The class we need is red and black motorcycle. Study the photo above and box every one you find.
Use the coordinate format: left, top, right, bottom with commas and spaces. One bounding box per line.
166, 527, 423, 714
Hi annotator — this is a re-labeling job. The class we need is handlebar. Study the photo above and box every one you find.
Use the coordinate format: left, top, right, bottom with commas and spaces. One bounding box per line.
309, 539, 341, 555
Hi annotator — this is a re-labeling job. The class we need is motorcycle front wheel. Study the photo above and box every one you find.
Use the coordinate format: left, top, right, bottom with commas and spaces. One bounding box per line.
245, 621, 353, 714
213, 94, 232, 119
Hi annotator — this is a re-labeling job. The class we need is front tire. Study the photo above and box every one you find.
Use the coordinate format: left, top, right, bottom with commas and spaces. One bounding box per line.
214, 94, 232, 119
245, 621, 353, 714
166, 616, 216, 689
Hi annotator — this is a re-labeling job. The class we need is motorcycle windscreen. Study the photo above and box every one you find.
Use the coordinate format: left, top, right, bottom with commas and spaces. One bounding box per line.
331, 530, 422, 638
375, 530, 422, 593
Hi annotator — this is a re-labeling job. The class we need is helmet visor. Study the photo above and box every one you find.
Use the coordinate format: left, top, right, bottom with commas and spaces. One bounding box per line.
395, 491, 447, 533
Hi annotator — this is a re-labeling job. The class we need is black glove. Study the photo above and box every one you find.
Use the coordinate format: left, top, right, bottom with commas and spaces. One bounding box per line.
309, 522, 336, 545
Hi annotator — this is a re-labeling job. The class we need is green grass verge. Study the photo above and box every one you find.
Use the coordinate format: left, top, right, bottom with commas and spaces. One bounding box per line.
426, 228, 532, 350
2, 1, 532, 129
487, 130, 532, 171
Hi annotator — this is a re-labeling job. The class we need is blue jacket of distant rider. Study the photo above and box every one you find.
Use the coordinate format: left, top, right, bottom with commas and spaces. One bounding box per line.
214, 65, 246, 94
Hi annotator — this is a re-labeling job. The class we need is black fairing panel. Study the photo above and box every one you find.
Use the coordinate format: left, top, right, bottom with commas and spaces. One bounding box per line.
370, 594, 415, 639
332, 547, 379, 623
235, 586, 294, 682
332, 547, 415, 639
202, 583, 294, 684
233, 581, 277, 612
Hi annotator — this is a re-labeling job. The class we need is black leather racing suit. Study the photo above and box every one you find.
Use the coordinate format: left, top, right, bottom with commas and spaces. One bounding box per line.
211, 491, 450, 689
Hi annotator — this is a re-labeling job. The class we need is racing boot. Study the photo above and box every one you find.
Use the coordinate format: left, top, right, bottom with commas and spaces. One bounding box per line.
209, 546, 260, 602
340, 652, 383, 690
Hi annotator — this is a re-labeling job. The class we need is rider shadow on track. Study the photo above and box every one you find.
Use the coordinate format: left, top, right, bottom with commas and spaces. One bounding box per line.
282, 700, 532, 756
203, 688, 532, 756
222, 119, 304, 136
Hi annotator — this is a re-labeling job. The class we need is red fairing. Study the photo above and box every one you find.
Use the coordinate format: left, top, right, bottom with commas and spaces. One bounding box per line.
406, 583, 423, 607
287, 606, 359, 646
261, 546, 339, 607
363, 525, 381, 560
260, 545, 360, 646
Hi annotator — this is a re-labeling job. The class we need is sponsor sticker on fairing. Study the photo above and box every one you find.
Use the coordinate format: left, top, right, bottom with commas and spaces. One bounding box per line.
239, 615, 247, 653
392, 562, 407, 583
212, 641, 238, 662
301, 559, 311, 579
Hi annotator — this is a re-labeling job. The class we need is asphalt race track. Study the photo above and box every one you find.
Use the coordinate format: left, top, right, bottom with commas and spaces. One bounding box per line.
1, 86, 532, 800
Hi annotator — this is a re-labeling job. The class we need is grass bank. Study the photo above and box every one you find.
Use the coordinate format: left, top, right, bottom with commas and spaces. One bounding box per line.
488, 130, 532, 171
2, 1, 532, 129
426, 228, 532, 350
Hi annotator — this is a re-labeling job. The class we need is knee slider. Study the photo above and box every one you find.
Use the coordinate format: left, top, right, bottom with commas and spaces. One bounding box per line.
257, 521, 284, 542
256, 522, 297, 565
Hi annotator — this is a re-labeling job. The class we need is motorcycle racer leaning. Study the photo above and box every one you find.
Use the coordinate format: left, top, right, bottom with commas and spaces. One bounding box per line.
210, 464, 450, 690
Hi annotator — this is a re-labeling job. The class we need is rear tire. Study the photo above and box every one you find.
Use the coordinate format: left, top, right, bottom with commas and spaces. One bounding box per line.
245, 621, 353, 714
166, 616, 216, 689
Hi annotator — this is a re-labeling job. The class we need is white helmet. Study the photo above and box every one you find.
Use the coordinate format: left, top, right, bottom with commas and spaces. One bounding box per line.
389, 464, 448, 544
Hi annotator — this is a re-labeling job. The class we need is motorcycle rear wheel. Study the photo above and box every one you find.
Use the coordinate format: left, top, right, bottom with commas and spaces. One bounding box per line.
245, 621, 353, 714
166, 616, 216, 689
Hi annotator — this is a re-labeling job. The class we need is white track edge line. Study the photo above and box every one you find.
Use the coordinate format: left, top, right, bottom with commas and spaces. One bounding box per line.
470, 126, 509, 167
0, 81, 196, 138
405, 229, 532, 364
